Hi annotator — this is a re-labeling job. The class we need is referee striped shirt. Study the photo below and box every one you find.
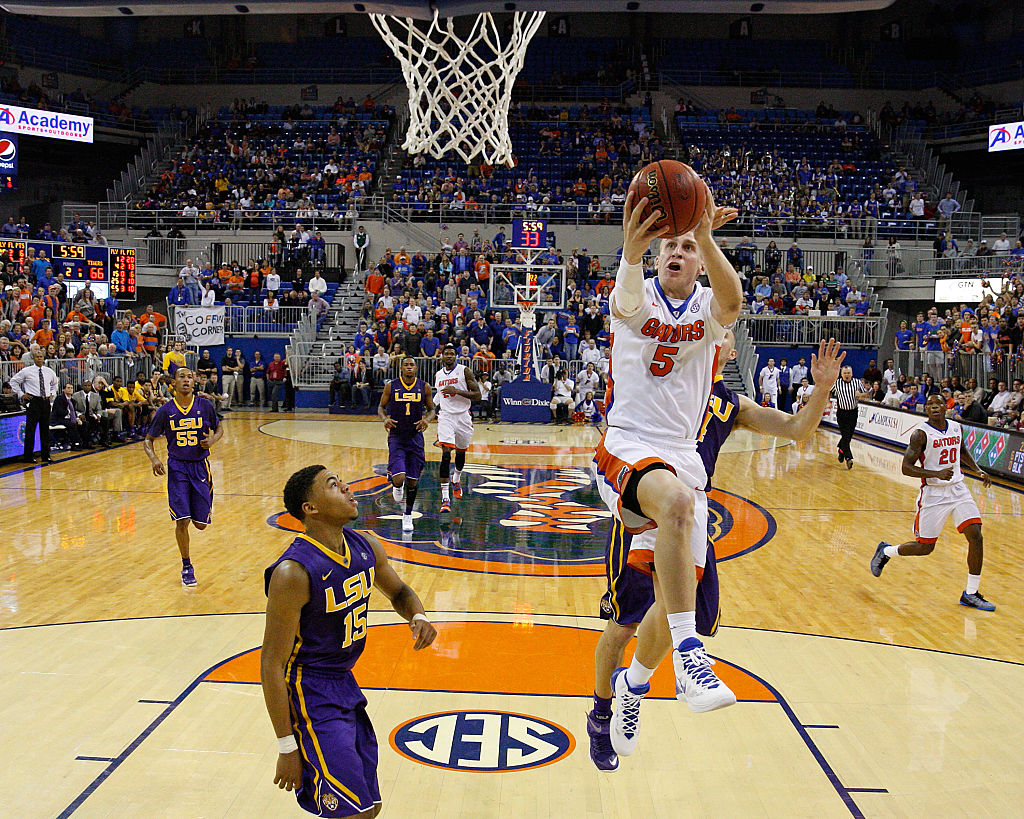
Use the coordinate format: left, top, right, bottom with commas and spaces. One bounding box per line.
831, 378, 859, 410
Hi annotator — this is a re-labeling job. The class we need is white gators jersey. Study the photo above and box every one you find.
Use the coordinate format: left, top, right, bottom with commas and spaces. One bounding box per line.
435, 364, 472, 415
607, 276, 727, 440
917, 419, 964, 486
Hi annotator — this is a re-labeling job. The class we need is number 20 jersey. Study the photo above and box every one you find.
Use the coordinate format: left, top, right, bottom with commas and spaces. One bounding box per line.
606, 271, 727, 440
917, 419, 964, 487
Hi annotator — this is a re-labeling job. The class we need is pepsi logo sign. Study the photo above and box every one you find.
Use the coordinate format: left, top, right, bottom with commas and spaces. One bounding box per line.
0, 136, 16, 173
390, 710, 574, 772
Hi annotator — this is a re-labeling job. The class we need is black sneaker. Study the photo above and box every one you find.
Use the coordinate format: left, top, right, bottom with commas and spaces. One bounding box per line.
870, 542, 890, 577
959, 591, 995, 611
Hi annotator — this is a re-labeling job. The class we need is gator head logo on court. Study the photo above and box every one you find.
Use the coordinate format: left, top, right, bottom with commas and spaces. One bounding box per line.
268, 463, 775, 577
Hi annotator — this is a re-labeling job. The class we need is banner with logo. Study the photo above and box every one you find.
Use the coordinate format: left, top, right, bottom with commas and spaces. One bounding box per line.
0, 411, 39, 460
500, 378, 552, 423
821, 400, 1024, 484
0, 134, 17, 175
0, 104, 93, 143
988, 120, 1024, 153
173, 307, 225, 346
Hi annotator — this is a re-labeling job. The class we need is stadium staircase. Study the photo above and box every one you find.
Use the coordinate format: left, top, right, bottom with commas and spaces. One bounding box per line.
286, 274, 367, 389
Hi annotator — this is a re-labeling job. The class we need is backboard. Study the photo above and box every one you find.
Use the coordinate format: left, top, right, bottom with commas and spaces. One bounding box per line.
488, 263, 566, 313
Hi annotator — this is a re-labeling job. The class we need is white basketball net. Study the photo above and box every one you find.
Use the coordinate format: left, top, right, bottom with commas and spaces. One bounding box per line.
369, 10, 545, 166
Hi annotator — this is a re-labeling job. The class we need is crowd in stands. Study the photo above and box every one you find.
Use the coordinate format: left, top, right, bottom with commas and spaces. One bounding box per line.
133, 98, 393, 226
0, 212, 109, 246
887, 265, 1024, 430
878, 92, 1017, 133
389, 102, 661, 219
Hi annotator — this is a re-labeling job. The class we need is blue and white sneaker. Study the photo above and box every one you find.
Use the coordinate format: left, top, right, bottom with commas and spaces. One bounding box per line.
610, 667, 649, 756
870, 542, 891, 577
181, 563, 197, 587
673, 637, 736, 713
959, 591, 995, 611
586, 711, 618, 771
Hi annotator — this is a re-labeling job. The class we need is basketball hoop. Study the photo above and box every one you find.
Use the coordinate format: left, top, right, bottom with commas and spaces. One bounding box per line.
517, 299, 537, 331
369, 9, 545, 166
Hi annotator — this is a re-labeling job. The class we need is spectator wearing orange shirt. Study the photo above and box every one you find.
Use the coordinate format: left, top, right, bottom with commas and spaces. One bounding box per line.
365, 269, 386, 299
227, 270, 245, 293
138, 305, 168, 331
474, 256, 490, 285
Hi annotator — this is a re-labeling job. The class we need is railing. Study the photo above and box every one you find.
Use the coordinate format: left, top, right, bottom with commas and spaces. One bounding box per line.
91, 199, 985, 244
893, 349, 1024, 387
658, 59, 1024, 91
286, 353, 522, 389
167, 304, 315, 337
133, 236, 347, 271
0, 352, 197, 388
915, 256, 1024, 280
738, 314, 886, 348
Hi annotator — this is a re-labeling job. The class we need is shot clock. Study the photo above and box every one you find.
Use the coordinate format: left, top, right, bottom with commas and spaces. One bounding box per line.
511, 218, 547, 249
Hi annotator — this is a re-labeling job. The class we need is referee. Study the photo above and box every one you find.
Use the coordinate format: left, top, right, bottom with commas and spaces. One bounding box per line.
830, 365, 865, 470
9, 348, 59, 464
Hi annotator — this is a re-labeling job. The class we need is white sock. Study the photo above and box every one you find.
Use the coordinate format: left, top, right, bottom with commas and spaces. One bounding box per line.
624, 656, 655, 690
441, 482, 450, 500
883, 544, 900, 558
966, 574, 981, 595
452, 468, 462, 484
667, 611, 697, 648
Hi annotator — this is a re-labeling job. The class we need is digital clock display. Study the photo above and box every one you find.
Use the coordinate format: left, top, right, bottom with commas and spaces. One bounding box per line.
0, 240, 137, 301
512, 218, 548, 249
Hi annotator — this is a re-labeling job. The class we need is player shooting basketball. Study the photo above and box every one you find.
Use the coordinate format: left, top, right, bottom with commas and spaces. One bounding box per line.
593, 177, 743, 757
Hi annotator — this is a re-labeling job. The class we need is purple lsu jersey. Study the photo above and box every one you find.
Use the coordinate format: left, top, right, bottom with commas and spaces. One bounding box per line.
697, 377, 740, 491
148, 395, 220, 461
265, 531, 382, 817
264, 530, 377, 675
388, 377, 427, 438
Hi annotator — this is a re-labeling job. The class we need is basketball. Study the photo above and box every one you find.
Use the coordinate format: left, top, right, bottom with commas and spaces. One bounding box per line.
627, 160, 709, 237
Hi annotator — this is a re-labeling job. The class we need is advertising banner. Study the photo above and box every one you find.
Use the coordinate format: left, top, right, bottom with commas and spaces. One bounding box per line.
500, 378, 552, 424
988, 120, 1024, 152
0, 411, 40, 460
0, 104, 93, 143
173, 307, 225, 346
0, 134, 18, 175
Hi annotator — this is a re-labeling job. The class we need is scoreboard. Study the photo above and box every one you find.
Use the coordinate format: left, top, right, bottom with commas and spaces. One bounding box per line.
511, 218, 548, 249
0, 240, 136, 301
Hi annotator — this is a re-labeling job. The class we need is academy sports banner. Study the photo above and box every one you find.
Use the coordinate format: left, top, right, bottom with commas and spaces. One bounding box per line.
173, 307, 225, 346
821, 400, 1024, 484
0, 104, 93, 143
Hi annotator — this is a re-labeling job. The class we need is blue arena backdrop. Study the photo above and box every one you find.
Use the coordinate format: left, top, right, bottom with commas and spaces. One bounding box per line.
751, 347, 877, 385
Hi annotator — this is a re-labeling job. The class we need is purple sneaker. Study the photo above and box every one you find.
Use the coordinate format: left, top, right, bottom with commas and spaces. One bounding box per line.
181, 563, 197, 587
586, 710, 618, 771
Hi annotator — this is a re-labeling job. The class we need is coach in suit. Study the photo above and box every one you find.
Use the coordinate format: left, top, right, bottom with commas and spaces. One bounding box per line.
72, 380, 111, 446
9, 348, 59, 463
51, 382, 89, 449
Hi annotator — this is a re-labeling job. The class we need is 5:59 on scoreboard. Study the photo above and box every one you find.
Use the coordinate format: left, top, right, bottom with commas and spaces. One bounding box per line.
0, 240, 137, 301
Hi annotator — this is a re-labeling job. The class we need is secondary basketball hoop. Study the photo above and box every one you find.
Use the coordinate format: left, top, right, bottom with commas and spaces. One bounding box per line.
369, 9, 545, 166
516, 293, 538, 331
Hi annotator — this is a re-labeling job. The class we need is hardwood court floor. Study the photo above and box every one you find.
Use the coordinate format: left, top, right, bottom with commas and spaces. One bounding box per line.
1, 412, 1022, 818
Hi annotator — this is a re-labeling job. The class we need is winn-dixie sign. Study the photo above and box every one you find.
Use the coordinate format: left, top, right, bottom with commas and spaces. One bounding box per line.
0, 105, 93, 143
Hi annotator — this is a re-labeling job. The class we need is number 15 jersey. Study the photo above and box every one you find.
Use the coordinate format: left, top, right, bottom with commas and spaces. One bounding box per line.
148, 395, 220, 461
607, 272, 727, 441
